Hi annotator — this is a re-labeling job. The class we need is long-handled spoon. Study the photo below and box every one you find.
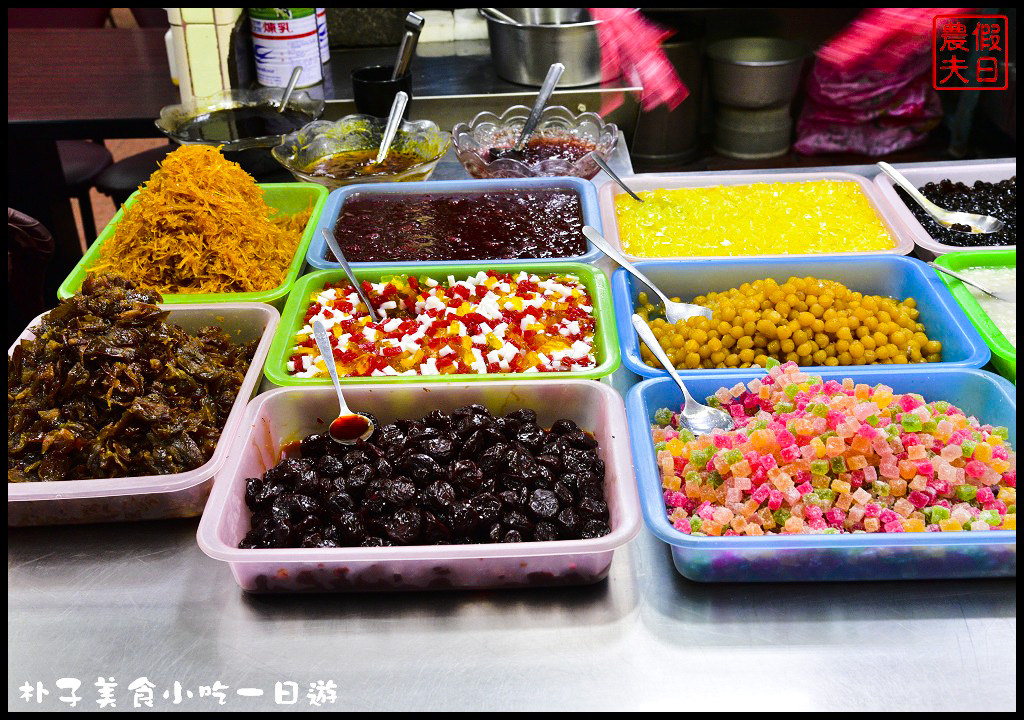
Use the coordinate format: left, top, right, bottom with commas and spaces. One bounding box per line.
593, 156, 644, 203
278, 66, 302, 113
928, 262, 1016, 303
375, 90, 409, 165
488, 62, 565, 161
877, 162, 1005, 234
481, 8, 520, 24
582, 226, 711, 322
321, 228, 380, 322
391, 12, 425, 80
632, 314, 734, 435
312, 319, 376, 444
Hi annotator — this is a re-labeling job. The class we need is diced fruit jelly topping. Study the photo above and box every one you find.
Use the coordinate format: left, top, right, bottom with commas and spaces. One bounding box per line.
288, 270, 597, 378
651, 361, 1015, 536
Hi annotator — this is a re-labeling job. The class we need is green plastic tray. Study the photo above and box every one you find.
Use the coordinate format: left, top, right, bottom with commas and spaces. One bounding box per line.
264, 262, 621, 386
934, 248, 1016, 382
57, 183, 328, 308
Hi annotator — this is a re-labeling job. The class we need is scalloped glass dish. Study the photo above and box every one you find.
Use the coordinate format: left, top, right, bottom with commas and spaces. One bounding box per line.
272, 115, 451, 190
452, 105, 618, 180
155, 88, 325, 152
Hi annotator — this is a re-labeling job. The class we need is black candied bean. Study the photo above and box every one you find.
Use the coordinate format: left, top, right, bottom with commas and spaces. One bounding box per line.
346, 464, 374, 493
528, 488, 560, 518
425, 480, 457, 510
557, 507, 581, 537
265, 457, 310, 486
299, 432, 332, 459
342, 448, 372, 469
534, 521, 559, 542
401, 453, 443, 483
505, 408, 538, 426
315, 454, 346, 479
382, 477, 417, 506
420, 436, 453, 461
470, 493, 502, 525
375, 423, 406, 447
579, 497, 609, 520
239, 406, 612, 549
385, 507, 422, 545
325, 491, 355, 516
894, 177, 1015, 247
550, 418, 579, 436
503, 529, 523, 543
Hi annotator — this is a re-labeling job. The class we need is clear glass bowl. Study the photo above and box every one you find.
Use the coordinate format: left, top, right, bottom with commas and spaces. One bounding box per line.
154, 88, 325, 152
452, 105, 619, 180
272, 115, 451, 190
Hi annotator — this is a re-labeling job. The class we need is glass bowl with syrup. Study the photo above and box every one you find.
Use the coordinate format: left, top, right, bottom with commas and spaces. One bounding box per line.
452, 105, 618, 180
155, 88, 325, 176
272, 115, 451, 190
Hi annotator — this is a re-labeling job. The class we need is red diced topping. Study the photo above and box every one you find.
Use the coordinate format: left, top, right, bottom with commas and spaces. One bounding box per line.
437, 354, 454, 368
407, 275, 419, 291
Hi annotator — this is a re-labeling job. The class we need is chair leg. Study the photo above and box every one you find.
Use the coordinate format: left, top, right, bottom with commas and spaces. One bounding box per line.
76, 190, 98, 245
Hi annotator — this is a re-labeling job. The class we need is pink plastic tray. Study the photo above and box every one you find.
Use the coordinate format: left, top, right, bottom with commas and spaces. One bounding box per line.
596, 171, 915, 262
872, 161, 1016, 259
8, 303, 280, 526
197, 381, 642, 592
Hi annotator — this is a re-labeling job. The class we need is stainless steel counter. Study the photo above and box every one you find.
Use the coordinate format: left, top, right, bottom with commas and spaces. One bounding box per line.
8, 156, 1016, 712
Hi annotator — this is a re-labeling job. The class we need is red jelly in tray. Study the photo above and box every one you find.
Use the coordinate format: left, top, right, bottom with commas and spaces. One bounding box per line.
330, 189, 587, 262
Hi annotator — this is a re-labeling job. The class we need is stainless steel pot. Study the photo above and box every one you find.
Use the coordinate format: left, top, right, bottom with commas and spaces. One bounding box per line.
481, 8, 613, 87
707, 37, 805, 109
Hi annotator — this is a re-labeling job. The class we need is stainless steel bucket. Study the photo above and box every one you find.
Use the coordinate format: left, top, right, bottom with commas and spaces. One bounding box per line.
482, 8, 610, 87
706, 37, 805, 109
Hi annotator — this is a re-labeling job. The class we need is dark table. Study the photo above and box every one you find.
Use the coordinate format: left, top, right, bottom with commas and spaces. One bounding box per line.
7, 28, 178, 297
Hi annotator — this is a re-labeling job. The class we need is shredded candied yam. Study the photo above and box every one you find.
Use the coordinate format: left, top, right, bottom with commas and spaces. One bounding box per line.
90, 145, 312, 295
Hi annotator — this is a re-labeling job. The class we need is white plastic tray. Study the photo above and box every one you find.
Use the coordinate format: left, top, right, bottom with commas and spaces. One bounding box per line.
596, 171, 915, 262
197, 381, 642, 592
872, 161, 1016, 259
8, 303, 280, 526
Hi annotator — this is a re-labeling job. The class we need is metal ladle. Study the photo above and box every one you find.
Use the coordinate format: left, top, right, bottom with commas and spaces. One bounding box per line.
278, 66, 302, 113
582, 226, 711, 323
312, 319, 375, 444
928, 262, 1016, 303
632, 314, 734, 436
877, 162, 1005, 234
375, 90, 409, 165
593, 156, 644, 203
488, 62, 565, 161
321, 229, 380, 323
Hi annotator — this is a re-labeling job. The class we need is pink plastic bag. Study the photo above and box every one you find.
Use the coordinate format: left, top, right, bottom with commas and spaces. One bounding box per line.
794, 7, 961, 156
794, 55, 943, 156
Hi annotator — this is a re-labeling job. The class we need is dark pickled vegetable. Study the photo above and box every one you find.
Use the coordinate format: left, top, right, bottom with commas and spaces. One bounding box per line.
7, 274, 256, 482
239, 406, 611, 548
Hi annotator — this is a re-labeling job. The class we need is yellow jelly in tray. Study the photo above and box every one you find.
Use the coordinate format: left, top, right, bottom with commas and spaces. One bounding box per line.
615, 181, 895, 257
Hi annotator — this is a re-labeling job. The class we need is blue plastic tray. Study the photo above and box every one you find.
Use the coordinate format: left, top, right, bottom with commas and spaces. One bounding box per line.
612, 255, 991, 379
626, 366, 1016, 582
306, 176, 603, 270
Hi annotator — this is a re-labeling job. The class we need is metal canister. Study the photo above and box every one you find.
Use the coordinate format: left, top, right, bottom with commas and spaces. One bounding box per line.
249, 8, 323, 87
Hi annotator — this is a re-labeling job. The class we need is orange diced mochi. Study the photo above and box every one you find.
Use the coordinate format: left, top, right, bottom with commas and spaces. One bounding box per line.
902, 517, 926, 532
1000, 514, 1015, 530
939, 518, 963, 532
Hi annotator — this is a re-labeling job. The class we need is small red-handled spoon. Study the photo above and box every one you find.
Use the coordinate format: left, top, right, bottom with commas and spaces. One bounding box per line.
311, 318, 375, 443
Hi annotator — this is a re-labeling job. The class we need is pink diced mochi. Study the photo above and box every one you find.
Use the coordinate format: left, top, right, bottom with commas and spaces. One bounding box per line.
983, 500, 1008, 515
864, 503, 881, 518
768, 490, 784, 511
808, 518, 828, 531
965, 460, 986, 478
975, 488, 995, 504
784, 487, 802, 505
734, 477, 752, 491
804, 505, 823, 521
752, 484, 771, 503
825, 508, 846, 526
992, 445, 1009, 461
884, 520, 905, 533
796, 481, 814, 496
1003, 471, 1015, 487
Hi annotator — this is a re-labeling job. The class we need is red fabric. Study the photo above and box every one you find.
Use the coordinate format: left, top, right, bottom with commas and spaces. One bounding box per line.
590, 9, 688, 116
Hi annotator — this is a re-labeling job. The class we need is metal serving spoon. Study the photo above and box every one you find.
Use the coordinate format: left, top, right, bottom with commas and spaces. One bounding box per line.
593, 155, 644, 203
582, 226, 711, 323
278, 66, 302, 113
321, 229, 380, 322
375, 90, 409, 165
928, 262, 1016, 303
488, 62, 565, 161
877, 162, 1005, 234
312, 319, 375, 444
632, 314, 734, 436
